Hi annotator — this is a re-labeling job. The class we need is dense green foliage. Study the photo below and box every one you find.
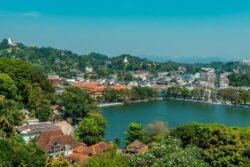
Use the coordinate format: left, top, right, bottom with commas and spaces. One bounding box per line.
76, 112, 107, 145
0, 96, 24, 127
166, 86, 250, 105
47, 159, 70, 167
0, 58, 54, 101
84, 149, 129, 167
228, 72, 250, 87
130, 137, 209, 167
101, 86, 160, 103
124, 123, 149, 146
218, 88, 250, 104
166, 86, 216, 102
173, 123, 250, 166
0, 135, 47, 167
101, 88, 130, 103
0, 73, 18, 99
0, 58, 54, 121
59, 87, 98, 123
130, 87, 160, 101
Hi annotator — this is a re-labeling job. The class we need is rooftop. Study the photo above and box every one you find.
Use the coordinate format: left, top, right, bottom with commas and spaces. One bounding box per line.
88, 141, 111, 155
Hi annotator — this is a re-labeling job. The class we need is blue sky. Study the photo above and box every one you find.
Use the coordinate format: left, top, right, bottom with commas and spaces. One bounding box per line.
0, 0, 250, 62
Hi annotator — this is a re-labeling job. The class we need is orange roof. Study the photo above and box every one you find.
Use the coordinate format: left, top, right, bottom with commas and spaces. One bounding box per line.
37, 130, 85, 153
110, 85, 128, 91
74, 145, 92, 155
74, 82, 105, 94
126, 140, 148, 154
89, 141, 111, 155
74, 82, 101, 88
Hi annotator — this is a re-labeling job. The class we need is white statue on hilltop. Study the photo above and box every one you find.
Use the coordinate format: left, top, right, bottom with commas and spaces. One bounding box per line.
8, 37, 17, 46
124, 57, 129, 64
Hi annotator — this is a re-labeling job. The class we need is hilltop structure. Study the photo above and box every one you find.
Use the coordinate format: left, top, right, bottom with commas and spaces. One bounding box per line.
7, 37, 16, 46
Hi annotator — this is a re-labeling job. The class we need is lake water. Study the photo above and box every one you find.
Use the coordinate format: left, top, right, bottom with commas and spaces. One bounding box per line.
101, 100, 250, 143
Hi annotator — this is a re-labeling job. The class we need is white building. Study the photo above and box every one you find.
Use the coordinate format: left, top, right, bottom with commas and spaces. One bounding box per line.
243, 59, 250, 66
86, 66, 93, 73
8, 37, 17, 46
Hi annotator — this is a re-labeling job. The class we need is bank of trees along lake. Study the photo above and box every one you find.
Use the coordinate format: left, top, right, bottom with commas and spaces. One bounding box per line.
165, 86, 250, 105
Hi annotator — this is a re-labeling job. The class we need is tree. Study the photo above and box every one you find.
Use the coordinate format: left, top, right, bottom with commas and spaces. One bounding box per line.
84, 149, 129, 167
0, 73, 18, 99
0, 58, 54, 105
130, 137, 209, 167
59, 87, 98, 123
27, 85, 51, 121
47, 159, 70, 167
228, 72, 250, 87
76, 112, 107, 145
239, 90, 250, 104
0, 117, 14, 138
218, 88, 238, 103
0, 136, 47, 167
146, 120, 169, 141
173, 123, 250, 167
0, 97, 24, 126
124, 123, 149, 146
35, 105, 51, 122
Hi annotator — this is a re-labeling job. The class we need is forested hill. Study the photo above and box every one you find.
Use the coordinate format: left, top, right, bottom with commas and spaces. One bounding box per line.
0, 38, 248, 79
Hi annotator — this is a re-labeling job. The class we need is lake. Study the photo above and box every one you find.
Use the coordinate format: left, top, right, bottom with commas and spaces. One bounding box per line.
101, 99, 250, 143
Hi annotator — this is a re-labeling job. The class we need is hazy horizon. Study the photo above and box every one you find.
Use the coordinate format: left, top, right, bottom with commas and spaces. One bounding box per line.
1, 0, 250, 63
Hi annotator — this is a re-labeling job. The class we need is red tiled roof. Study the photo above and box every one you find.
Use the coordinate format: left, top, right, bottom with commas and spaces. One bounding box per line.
126, 140, 148, 153
74, 145, 92, 155
37, 130, 85, 153
74, 82, 105, 94
88, 141, 111, 155
110, 85, 128, 91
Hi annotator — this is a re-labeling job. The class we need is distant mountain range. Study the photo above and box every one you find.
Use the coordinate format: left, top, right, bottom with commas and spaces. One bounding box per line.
139, 55, 242, 64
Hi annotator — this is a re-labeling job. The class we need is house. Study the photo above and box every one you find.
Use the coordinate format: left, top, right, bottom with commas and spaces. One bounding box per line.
64, 142, 111, 165
88, 141, 111, 155
86, 66, 94, 73
36, 130, 84, 157
16, 121, 60, 142
125, 140, 148, 154
64, 145, 92, 164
